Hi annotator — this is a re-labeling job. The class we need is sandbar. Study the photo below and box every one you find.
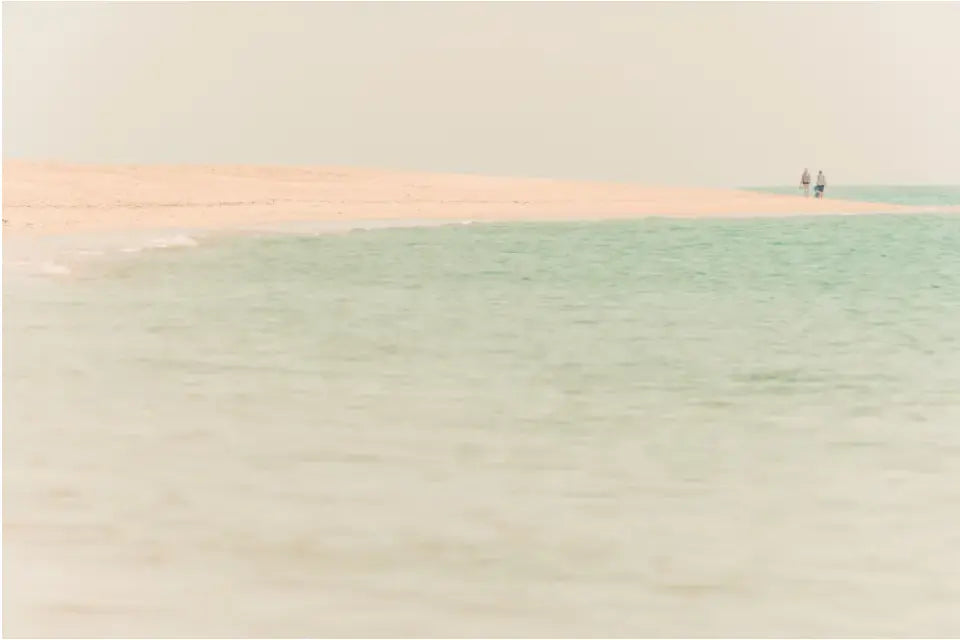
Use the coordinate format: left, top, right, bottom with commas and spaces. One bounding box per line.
2, 160, 952, 236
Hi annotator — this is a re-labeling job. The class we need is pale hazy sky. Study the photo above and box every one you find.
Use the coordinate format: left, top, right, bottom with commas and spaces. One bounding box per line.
3, 1, 958, 186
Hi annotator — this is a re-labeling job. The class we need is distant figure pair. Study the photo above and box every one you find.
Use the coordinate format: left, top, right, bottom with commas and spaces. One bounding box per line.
800, 169, 826, 198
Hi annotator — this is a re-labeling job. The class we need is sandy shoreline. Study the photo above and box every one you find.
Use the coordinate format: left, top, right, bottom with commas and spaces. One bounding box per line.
4, 161, 950, 237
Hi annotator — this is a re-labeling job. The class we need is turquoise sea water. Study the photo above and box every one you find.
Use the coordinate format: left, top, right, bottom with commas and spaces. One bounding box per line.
5, 208, 960, 636
749, 184, 960, 206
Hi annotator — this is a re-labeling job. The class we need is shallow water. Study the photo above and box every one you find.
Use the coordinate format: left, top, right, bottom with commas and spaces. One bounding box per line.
4, 213, 960, 636
749, 184, 960, 207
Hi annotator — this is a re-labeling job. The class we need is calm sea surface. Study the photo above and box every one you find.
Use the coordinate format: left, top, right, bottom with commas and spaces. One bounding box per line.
749, 184, 960, 207
4, 204, 960, 636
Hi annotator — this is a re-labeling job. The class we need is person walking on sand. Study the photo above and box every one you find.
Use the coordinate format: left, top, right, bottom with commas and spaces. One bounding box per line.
814, 170, 826, 199
800, 168, 811, 197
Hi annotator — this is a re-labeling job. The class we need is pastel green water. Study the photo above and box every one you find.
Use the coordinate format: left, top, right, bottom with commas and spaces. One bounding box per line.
749, 184, 960, 206
5, 212, 960, 636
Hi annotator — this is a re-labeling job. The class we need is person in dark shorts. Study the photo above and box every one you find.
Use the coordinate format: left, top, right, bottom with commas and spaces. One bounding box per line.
814, 170, 826, 198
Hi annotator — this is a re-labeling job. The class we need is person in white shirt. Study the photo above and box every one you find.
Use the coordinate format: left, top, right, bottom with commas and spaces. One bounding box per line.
814, 171, 826, 198
800, 168, 811, 196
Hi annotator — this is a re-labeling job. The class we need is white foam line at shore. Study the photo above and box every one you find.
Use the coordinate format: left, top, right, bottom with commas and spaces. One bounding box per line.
8, 209, 953, 280
3, 229, 209, 279
235, 218, 482, 235
3, 219, 489, 280
38, 262, 71, 275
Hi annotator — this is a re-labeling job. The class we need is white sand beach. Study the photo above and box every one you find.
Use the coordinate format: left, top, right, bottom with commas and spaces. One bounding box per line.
4, 161, 947, 237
